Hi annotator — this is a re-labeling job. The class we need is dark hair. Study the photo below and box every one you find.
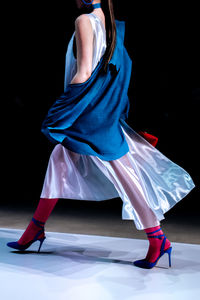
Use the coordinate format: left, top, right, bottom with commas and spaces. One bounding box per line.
79, 0, 116, 73
101, 0, 116, 72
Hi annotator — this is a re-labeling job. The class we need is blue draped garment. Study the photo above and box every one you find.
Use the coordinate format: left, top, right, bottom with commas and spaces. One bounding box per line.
41, 19, 132, 161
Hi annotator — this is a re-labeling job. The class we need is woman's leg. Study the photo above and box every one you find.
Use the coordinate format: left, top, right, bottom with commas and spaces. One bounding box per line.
107, 154, 171, 263
17, 198, 59, 245
108, 155, 160, 228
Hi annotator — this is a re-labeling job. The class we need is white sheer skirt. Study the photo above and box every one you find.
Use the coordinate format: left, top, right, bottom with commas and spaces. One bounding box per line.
40, 119, 195, 230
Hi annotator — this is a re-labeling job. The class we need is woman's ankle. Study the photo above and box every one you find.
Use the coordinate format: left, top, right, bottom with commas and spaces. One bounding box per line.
18, 219, 44, 245
144, 225, 171, 261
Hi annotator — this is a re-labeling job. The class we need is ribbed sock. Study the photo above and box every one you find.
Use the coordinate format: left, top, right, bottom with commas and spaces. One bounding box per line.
144, 225, 171, 262
18, 198, 59, 245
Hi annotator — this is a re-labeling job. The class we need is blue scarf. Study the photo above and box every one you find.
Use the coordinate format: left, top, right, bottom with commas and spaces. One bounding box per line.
41, 20, 132, 161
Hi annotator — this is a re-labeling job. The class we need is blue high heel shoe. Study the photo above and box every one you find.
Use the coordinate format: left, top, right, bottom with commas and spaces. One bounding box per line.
133, 228, 172, 269
7, 217, 46, 253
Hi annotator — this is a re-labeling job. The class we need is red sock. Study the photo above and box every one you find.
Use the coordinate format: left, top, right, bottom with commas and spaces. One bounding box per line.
144, 225, 171, 262
18, 198, 59, 245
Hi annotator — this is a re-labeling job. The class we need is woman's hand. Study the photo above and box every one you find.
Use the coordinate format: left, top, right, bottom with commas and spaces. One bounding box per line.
70, 72, 91, 85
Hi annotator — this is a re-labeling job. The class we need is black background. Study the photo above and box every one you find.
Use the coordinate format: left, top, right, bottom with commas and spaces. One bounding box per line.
2, 1, 199, 212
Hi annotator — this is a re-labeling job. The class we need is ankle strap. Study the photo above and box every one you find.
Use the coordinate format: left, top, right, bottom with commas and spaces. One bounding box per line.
146, 228, 161, 235
32, 217, 45, 228
148, 234, 165, 240
147, 231, 168, 255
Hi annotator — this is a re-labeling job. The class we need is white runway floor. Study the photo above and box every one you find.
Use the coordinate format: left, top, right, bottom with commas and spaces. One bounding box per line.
1, 228, 200, 300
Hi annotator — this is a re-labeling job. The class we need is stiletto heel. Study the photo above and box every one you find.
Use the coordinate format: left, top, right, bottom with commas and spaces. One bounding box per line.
38, 237, 46, 253
133, 229, 172, 269
165, 246, 172, 267
7, 217, 46, 252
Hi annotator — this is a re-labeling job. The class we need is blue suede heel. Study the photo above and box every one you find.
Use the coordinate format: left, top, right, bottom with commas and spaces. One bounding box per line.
133, 228, 172, 269
7, 217, 46, 253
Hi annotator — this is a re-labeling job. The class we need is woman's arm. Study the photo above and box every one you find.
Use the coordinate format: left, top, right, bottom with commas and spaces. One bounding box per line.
70, 14, 93, 84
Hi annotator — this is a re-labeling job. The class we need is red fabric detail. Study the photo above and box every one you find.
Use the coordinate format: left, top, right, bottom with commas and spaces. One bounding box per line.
138, 131, 158, 147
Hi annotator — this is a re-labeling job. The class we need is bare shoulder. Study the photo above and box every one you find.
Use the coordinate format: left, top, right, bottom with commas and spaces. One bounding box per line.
75, 14, 92, 30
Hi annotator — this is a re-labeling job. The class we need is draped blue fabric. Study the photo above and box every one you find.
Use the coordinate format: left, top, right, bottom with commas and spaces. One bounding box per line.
41, 20, 132, 160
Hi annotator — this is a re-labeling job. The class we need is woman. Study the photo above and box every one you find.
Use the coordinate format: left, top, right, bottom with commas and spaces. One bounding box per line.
7, 0, 195, 269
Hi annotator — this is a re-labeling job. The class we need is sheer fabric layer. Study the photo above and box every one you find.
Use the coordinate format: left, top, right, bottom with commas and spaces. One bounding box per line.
40, 118, 195, 230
